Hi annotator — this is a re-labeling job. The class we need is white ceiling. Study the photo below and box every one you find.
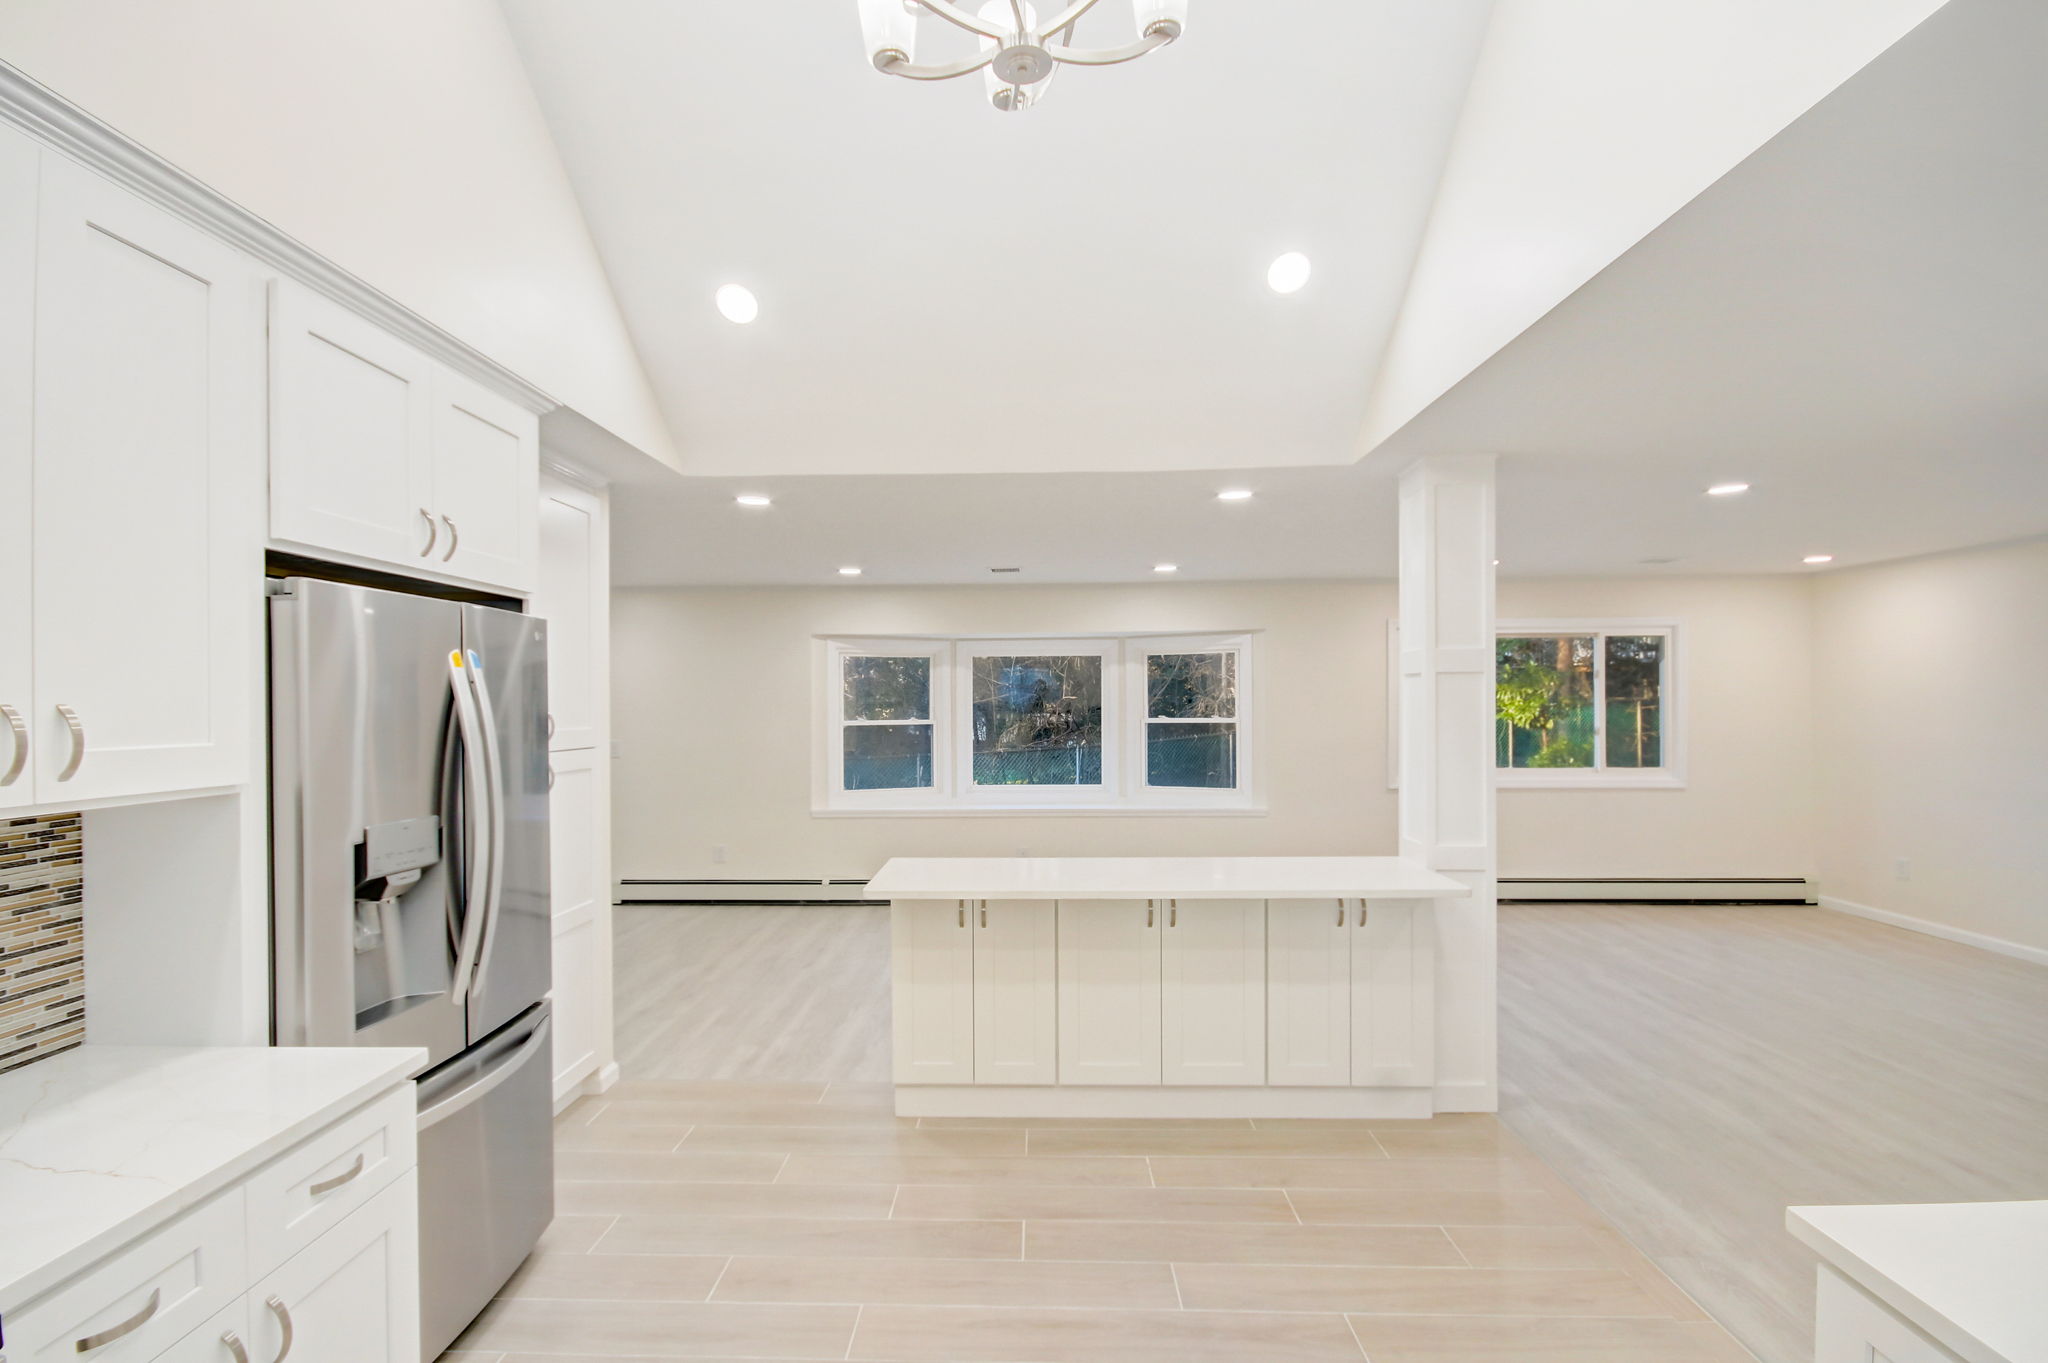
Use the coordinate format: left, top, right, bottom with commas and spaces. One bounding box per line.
498, 0, 1494, 477
607, 0, 2048, 587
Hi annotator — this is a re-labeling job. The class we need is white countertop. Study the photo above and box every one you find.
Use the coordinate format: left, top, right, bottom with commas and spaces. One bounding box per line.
0, 1045, 424, 1313
865, 856, 1471, 901
1788, 1200, 2048, 1363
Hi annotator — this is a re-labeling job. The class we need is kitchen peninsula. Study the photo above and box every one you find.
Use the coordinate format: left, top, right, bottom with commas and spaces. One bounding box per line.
868, 856, 1469, 1119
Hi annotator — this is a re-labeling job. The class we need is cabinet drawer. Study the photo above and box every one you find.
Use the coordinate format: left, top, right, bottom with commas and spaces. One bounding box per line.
4, 1191, 245, 1362
150, 1299, 250, 1363
245, 1087, 415, 1277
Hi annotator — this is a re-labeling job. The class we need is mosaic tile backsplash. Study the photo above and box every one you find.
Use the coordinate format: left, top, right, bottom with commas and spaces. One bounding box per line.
1, 813, 85, 1074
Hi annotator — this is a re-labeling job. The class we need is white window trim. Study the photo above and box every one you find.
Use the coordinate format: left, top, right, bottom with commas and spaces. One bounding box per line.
813, 631, 1263, 816
1385, 619, 1686, 791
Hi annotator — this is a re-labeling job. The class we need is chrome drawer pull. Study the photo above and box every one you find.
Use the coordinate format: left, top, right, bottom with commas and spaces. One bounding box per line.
222, 1329, 251, 1363
308, 1152, 365, 1196
265, 1296, 294, 1363
418, 507, 438, 557
74, 1287, 159, 1352
0, 703, 25, 786
55, 704, 85, 781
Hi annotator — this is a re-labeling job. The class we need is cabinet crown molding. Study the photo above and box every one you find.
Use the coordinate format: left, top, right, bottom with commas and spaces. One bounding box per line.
0, 60, 557, 417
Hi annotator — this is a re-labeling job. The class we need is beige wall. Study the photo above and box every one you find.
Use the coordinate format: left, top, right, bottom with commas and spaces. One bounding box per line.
613, 575, 1817, 882
0, 0, 678, 467
1811, 537, 2048, 955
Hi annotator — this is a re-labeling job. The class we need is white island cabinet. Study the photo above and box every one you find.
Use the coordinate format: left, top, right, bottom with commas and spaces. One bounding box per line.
871, 857, 1469, 1119
0, 1047, 424, 1363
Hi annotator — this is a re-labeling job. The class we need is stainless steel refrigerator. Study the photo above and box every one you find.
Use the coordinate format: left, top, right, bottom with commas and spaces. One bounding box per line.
269, 576, 554, 1360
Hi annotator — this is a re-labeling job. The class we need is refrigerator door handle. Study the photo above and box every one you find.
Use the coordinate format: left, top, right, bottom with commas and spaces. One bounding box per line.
447, 651, 494, 1006
462, 648, 509, 1003
417, 1012, 551, 1131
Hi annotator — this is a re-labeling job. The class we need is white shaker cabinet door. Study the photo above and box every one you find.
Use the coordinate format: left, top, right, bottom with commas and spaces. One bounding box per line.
1057, 901, 1161, 1086
1266, 900, 1352, 1087
1161, 899, 1265, 1086
30, 154, 264, 805
1350, 900, 1437, 1088
431, 367, 538, 593
247, 1173, 421, 1363
0, 124, 35, 809
535, 478, 605, 751
268, 280, 436, 568
551, 901, 603, 1101
971, 899, 1056, 1085
892, 901, 975, 1084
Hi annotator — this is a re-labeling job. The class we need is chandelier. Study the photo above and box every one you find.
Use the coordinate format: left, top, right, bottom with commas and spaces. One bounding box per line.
857, 1, 1188, 113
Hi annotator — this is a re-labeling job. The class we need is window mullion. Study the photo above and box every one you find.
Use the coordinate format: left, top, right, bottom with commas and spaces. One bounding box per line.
1590, 632, 1607, 772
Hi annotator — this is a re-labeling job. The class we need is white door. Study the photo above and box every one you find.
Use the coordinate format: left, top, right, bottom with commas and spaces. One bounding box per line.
548, 745, 604, 1099
1057, 900, 1161, 1086
249, 1174, 421, 1363
431, 367, 537, 592
891, 901, 975, 1084
972, 899, 1056, 1085
1161, 899, 1266, 1085
268, 280, 435, 568
0, 126, 35, 809
1351, 900, 1437, 1088
1267, 900, 1352, 1087
31, 155, 264, 804
535, 477, 604, 750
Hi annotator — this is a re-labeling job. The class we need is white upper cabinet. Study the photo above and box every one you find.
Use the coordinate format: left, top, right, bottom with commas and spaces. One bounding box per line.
268, 279, 539, 595
28, 154, 265, 805
0, 125, 36, 811
268, 282, 435, 567
535, 477, 605, 750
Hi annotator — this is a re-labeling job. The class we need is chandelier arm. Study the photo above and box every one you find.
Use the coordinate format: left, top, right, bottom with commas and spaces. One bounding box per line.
1045, 29, 1175, 66
1038, 0, 1108, 38
876, 50, 999, 81
906, 0, 1009, 40
1008, 0, 1030, 34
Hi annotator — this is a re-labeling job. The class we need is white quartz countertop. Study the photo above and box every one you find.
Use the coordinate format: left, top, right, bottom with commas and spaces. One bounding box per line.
865, 856, 1471, 901
0, 1045, 424, 1313
1788, 1200, 2048, 1363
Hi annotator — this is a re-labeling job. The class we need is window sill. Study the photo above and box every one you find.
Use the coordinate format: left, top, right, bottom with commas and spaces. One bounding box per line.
1496, 772, 1686, 791
812, 802, 1269, 819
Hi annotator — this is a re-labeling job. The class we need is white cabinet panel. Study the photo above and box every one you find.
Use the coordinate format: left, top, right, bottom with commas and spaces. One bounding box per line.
431, 368, 537, 593
1161, 899, 1265, 1086
155, 1300, 253, 1363
30, 154, 262, 804
1057, 901, 1161, 1086
891, 901, 975, 1084
268, 281, 434, 567
1351, 900, 1437, 1088
551, 905, 602, 1099
1815, 1265, 1962, 1363
1267, 900, 1352, 1087
535, 481, 603, 750
548, 748, 600, 921
972, 900, 1056, 1085
245, 1087, 415, 1277
0, 125, 35, 810
249, 1173, 420, 1363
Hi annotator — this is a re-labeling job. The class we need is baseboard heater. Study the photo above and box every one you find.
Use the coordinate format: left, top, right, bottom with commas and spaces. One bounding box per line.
1499, 877, 1816, 906
615, 877, 873, 907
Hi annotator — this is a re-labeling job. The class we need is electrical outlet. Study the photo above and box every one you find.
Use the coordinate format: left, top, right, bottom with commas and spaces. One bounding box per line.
713, 844, 729, 865
1894, 858, 1911, 882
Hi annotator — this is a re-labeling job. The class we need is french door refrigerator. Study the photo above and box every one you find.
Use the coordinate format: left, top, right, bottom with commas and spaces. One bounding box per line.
269, 576, 554, 1360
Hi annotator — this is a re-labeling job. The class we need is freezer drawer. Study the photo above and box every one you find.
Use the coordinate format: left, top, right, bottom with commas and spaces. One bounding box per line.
414, 1002, 553, 1360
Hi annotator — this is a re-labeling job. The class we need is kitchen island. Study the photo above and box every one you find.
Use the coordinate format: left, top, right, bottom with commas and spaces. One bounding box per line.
867, 856, 1470, 1118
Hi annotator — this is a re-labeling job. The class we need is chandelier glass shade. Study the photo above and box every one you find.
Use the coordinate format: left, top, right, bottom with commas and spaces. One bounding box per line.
857, 0, 1188, 112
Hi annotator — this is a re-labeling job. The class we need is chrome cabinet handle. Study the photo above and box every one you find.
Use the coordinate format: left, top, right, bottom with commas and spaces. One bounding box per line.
1356, 902, 1368, 928
1146, 902, 1154, 928
980, 902, 988, 928
55, 704, 85, 781
957, 901, 966, 928
1337, 902, 1346, 928
440, 514, 459, 562
0, 703, 25, 786
222, 1330, 251, 1363
307, 1152, 365, 1197
546, 713, 556, 741
546, 763, 556, 792
418, 507, 438, 557
264, 1296, 294, 1363
74, 1287, 159, 1352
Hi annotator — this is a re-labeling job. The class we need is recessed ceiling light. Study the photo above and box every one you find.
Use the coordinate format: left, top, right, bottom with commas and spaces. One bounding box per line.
989, 566, 1021, 574
1706, 482, 1751, 497
734, 494, 772, 507
715, 283, 759, 324
1267, 251, 1311, 294
1154, 563, 1178, 573
1216, 488, 1254, 502
838, 566, 863, 576
1803, 554, 1834, 565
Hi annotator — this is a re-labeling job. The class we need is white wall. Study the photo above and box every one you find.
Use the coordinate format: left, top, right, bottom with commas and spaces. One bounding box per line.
1811, 537, 2048, 957
1358, 0, 1946, 455
613, 576, 1817, 883
0, 0, 679, 468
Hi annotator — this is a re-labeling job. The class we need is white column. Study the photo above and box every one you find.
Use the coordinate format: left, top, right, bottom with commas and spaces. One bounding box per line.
1396, 454, 1497, 1112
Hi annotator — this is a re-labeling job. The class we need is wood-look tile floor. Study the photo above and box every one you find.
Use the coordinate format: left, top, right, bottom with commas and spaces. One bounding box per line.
449, 1080, 1755, 1362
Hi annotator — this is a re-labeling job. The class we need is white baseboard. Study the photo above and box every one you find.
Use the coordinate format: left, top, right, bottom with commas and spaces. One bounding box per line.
893, 1086, 1437, 1120
1431, 1079, 1499, 1113
1819, 895, 2048, 968
590, 1061, 622, 1094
